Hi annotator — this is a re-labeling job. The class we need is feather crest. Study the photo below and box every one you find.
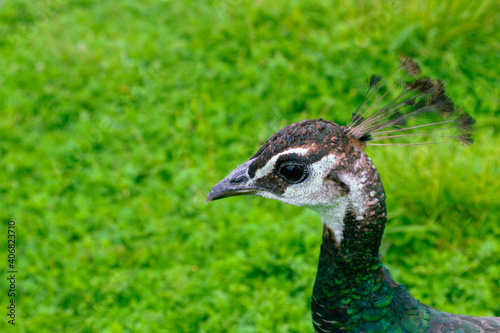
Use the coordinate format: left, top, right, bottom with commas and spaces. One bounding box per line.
346, 56, 475, 147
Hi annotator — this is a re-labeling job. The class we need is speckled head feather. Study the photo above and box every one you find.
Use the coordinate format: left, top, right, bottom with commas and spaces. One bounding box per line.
248, 120, 366, 179
248, 120, 343, 177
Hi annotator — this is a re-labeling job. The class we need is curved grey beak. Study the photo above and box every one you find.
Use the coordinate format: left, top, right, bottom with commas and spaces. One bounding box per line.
206, 159, 265, 204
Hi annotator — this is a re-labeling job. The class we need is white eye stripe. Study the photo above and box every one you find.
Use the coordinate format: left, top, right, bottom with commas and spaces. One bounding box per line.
251, 147, 310, 182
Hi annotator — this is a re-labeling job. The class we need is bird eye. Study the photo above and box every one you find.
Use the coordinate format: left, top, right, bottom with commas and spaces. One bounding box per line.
277, 163, 308, 183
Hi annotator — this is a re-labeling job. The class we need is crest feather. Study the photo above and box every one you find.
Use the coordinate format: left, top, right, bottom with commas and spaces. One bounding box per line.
346, 56, 475, 147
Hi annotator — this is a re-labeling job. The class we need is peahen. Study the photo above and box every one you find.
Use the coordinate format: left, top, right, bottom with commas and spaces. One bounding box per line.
206, 56, 500, 332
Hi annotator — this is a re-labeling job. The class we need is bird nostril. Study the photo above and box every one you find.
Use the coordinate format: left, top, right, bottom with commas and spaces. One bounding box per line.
230, 176, 248, 184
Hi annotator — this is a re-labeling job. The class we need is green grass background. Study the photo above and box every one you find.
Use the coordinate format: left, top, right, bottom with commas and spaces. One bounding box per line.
0, 0, 499, 332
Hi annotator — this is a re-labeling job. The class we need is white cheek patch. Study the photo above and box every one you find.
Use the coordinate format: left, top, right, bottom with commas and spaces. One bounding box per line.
281, 154, 339, 206
341, 174, 367, 218
281, 153, 368, 245
250, 150, 369, 246
278, 153, 348, 244
315, 175, 368, 245
248, 147, 310, 185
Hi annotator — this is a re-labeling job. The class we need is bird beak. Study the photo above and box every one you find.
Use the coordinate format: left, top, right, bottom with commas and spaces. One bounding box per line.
206, 159, 265, 204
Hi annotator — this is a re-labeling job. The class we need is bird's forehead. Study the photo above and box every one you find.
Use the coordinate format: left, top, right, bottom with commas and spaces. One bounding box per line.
248, 119, 346, 178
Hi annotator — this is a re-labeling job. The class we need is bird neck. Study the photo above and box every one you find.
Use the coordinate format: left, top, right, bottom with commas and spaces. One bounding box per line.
311, 166, 413, 331
317, 206, 385, 288
316, 195, 387, 289
316, 159, 388, 267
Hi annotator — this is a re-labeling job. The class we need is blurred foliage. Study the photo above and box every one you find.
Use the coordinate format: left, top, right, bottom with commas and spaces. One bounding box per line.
0, 0, 499, 332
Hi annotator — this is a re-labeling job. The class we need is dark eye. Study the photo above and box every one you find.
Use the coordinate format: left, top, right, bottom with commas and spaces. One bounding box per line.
278, 163, 308, 183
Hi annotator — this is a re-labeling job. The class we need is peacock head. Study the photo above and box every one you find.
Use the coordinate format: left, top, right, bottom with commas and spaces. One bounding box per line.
205, 119, 371, 212
207, 56, 475, 214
